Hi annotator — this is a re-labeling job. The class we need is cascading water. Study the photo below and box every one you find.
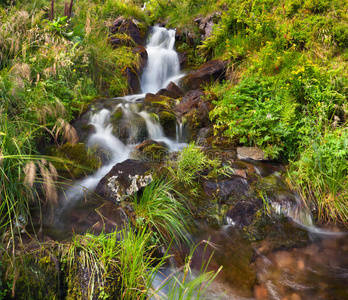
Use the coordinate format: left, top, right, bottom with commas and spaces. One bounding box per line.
61, 26, 185, 205
141, 26, 181, 93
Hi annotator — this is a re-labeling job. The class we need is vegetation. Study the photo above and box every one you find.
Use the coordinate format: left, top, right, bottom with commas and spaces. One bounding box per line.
1, 0, 348, 298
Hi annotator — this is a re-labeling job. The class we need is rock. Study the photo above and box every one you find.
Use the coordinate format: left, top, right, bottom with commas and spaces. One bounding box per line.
237, 146, 266, 161
203, 176, 250, 202
110, 17, 147, 45
132, 139, 168, 162
13, 252, 59, 299
144, 93, 172, 109
175, 90, 204, 114
124, 67, 141, 94
195, 13, 222, 40
159, 110, 177, 138
180, 60, 228, 92
111, 111, 148, 144
157, 81, 184, 99
132, 45, 148, 74
226, 198, 263, 228
52, 143, 102, 179
108, 34, 135, 49
178, 51, 189, 69
95, 159, 154, 203
175, 90, 213, 141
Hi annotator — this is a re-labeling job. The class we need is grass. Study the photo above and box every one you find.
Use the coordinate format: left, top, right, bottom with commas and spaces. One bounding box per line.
132, 180, 191, 246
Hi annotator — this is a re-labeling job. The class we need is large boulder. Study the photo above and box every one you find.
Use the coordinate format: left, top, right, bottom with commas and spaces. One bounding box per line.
180, 60, 228, 92
95, 159, 154, 203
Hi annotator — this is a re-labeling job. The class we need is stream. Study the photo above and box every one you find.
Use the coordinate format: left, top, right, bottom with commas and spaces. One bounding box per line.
49, 26, 348, 299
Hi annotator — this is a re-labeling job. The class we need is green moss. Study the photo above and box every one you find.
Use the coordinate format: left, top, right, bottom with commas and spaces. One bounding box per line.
111, 107, 124, 123
53, 143, 102, 179
13, 254, 59, 300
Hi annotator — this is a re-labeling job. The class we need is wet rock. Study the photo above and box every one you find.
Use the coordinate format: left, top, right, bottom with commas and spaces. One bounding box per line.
193, 203, 229, 228
124, 66, 141, 94
180, 60, 228, 92
144, 93, 172, 109
95, 159, 154, 203
132, 139, 168, 162
158, 110, 177, 137
63, 201, 128, 234
196, 127, 213, 146
110, 17, 147, 45
71, 111, 95, 144
237, 146, 266, 161
157, 81, 184, 99
13, 252, 59, 299
203, 175, 250, 202
226, 198, 263, 228
175, 90, 213, 141
178, 51, 189, 69
51, 142, 102, 179
111, 111, 148, 144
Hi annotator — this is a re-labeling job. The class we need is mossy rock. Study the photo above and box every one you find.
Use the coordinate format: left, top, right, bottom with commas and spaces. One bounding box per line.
111, 113, 148, 144
52, 143, 102, 179
132, 140, 169, 162
243, 209, 311, 250
193, 203, 229, 229
159, 110, 176, 138
144, 93, 173, 110
108, 33, 136, 49
11, 254, 59, 300
111, 107, 124, 123
62, 252, 121, 299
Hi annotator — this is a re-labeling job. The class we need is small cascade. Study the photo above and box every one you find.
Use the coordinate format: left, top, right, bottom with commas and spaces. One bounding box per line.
138, 111, 165, 139
62, 109, 131, 203
176, 121, 187, 143
141, 26, 181, 93
269, 191, 313, 227
60, 26, 186, 211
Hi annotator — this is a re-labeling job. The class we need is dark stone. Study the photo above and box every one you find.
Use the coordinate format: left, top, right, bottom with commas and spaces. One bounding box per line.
158, 110, 177, 138
174, 90, 213, 141
226, 198, 263, 228
134, 139, 167, 151
180, 60, 228, 92
175, 90, 204, 114
124, 67, 141, 94
157, 81, 184, 99
95, 159, 154, 203
178, 51, 189, 69
203, 175, 250, 201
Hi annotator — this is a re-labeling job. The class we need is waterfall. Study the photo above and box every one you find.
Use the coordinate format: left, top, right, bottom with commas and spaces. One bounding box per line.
141, 26, 181, 93
61, 26, 185, 205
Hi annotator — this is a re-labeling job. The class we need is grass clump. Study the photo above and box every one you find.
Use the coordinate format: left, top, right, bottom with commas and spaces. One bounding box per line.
132, 180, 190, 246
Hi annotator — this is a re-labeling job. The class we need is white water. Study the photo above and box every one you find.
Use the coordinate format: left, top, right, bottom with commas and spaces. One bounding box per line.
62, 27, 185, 204
141, 26, 182, 93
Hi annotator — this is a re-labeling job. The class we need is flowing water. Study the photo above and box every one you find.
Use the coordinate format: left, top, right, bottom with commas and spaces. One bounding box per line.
54, 26, 348, 299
